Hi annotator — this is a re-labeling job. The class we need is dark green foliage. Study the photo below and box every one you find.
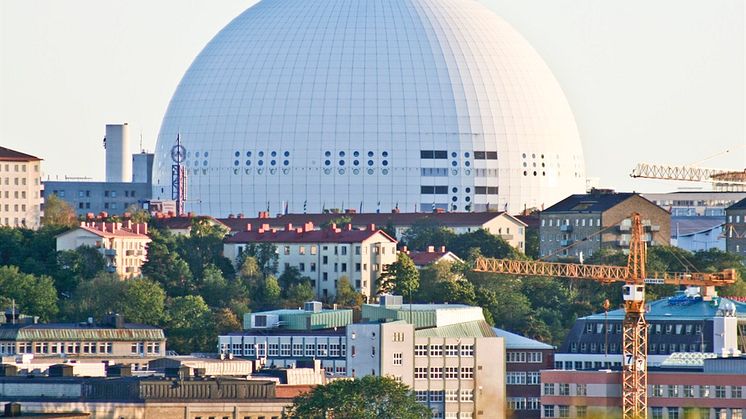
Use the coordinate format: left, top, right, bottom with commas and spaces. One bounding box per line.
55, 246, 106, 293
0, 266, 58, 321
400, 220, 456, 251
378, 252, 420, 301
283, 375, 431, 419
240, 243, 279, 276
164, 295, 214, 354
335, 276, 364, 307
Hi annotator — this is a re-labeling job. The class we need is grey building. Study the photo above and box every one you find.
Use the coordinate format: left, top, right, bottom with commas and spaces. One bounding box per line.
725, 197, 746, 258
539, 190, 670, 261
43, 179, 151, 216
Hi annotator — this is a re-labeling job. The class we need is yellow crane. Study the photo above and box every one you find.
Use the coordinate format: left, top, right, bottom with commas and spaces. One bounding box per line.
473, 213, 737, 419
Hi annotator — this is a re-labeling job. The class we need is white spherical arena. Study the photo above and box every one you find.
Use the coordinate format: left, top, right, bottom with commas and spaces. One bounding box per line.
152, 0, 585, 216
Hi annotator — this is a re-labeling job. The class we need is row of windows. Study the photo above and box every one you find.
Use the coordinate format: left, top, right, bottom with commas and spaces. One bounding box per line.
543, 383, 586, 396
415, 389, 474, 403
421, 186, 449, 195
414, 344, 474, 357
584, 321, 703, 336
281, 244, 390, 256
507, 397, 540, 411
473, 151, 498, 160
1, 177, 31, 186
542, 218, 601, 227
543, 405, 742, 419
431, 412, 474, 419
420, 150, 449, 159
506, 351, 543, 363
222, 342, 345, 358
4, 341, 160, 355
0, 163, 39, 172
506, 371, 541, 385
474, 186, 498, 195
570, 341, 705, 355
728, 215, 745, 224
414, 367, 473, 379
1, 204, 29, 213
651, 384, 743, 399
194, 415, 278, 419
556, 360, 621, 370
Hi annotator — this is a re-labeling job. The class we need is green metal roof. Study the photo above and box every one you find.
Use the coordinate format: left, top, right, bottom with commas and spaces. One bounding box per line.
243, 308, 353, 331
0, 324, 165, 342
415, 320, 497, 338
584, 294, 746, 322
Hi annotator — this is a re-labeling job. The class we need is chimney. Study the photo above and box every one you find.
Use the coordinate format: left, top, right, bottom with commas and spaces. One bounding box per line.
228, 214, 235, 219
346, 224, 353, 231
285, 223, 293, 231
391, 208, 400, 213
304, 222, 314, 232
401, 245, 408, 253
440, 246, 446, 253
427, 246, 435, 253
245, 224, 252, 232
368, 223, 376, 231
237, 213, 244, 219
125, 220, 132, 229
329, 223, 337, 230
261, 223, 270, 231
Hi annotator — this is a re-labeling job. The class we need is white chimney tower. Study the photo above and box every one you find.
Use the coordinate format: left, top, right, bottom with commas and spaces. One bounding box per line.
105, 123, 132, 182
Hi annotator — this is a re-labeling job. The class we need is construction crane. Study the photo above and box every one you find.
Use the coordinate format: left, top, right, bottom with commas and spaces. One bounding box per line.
630, 163, 746, 190
473, 213, 737, 419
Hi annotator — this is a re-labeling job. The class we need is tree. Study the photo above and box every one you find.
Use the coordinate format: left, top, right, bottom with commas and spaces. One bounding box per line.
242, 243, 279, 276
283, 282, 315, 308
213, 307, 242, 335
199, 264, 234, 308
378, 252, 419, 302
335, 276, 364, 307
0, 266, 58, 321
120, 278, 166, 325
401, 219, 455, 251
252, 275, 282, 310
179, 218, 233, 279
283, 376, 431, 419
165, 295, 215, 354
446, 229, 520, 260
41, 194, 78, 228
141, 229, 195, 296
124, 205, 151, 224
55, 246, 106, 293
320, 216, 352, 229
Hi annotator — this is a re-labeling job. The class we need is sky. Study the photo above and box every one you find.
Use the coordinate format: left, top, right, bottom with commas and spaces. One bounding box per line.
1, 0, 744, 192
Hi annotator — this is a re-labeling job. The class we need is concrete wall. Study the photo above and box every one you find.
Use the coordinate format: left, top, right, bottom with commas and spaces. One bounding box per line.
0, 158, 42, 229
44, 181, 151, 217
105, 124, 132, 183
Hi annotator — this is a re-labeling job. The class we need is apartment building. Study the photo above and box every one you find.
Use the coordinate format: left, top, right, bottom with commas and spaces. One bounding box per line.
541, 356, 746, 419
493, 328, 554, 419
56, 220, 151, 279
0, 146, 43, 229
539, 190, 669, 261
725, 198, 746, 258
643, 191, 746, 217
219, 210, 527, 253
224, 223, 397, 300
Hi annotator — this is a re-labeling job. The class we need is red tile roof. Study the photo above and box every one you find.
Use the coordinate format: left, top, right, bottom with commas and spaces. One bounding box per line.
72, 221, 150, 239
225, 224, 396, 244
219, 211, 520, 232
152, 215, 227, 230
408, 251, 449, 266
0, 146, 42, 161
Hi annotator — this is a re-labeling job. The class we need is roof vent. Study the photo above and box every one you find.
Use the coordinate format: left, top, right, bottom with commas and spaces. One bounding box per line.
379, 294, 403, 308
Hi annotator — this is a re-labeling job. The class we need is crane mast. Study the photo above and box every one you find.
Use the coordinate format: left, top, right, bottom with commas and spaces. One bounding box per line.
473, 213, 737, 419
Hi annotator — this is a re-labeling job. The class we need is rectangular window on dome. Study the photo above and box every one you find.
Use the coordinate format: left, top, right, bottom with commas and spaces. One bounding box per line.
474, 151, 486, 160
486, 151, 498, 159
420, 150, 434, 159
433, 150, 447, 159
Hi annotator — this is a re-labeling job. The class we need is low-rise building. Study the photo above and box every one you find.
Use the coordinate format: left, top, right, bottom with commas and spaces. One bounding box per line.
554, 291, 744, 371
493, 328, 554, 419
0, 146, 43, 229
219, 210, 527, 253
56, 220, 150, 279
224, 223, 397, 300
643, 191, 746, 217
725, 197, 746, 258
670, 216, 725, 252
0, 312, 166, 374
405, 246, 463, 269
219, 296, 507, 419
541, 356, 746, 419
539, 190, 670, 261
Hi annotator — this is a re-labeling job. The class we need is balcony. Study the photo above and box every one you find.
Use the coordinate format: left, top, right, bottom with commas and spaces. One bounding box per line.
499, 234, 514, 241
560, 239, 573, 246
560, 224, 573, 232
103, 249, 117, 257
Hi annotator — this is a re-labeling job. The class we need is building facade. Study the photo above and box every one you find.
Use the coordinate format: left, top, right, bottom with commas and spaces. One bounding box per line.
493, 328, 554, 419
670, 216, 726, 252
725, 198, 746, 258
219, 211, 527, 253
224, 223, 397, 300
643, 191, 746, 217
539, 191, 670, 261
0, 146, 43, 229
541, 357, 746, 419
56, 221, 151, 279
554, 292, 744, 370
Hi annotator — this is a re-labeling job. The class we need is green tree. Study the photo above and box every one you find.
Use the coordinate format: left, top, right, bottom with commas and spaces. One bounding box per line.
378, 253, 419, 302
252, 275, 282, 310
120, 278, 166, 325
124, 205, 151, 224
213, 307, 242, 335
199, 264, 233, 307
0, 266, 58, 321
55, 246, 106, 293
242, 243, 279, 276
446, 229, 520, 260
335, 276, 364, 307
401, 219, 456, 251
41, 194, 78, 228
179, 218, 233, 279
60, 273, 125, 321
320, 216, 352, 229
283, 282, 315, 308
141, 229, 195, 296
283, 375, 431, 419
165, 295, 215, 354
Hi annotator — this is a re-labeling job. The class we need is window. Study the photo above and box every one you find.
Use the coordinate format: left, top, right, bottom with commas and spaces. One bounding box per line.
507, 352, 526, 363
732, 386, 743, 399
415, 345, 428, 356
445, 389, 458, 402
430, 367, 443, 379
415, 390, 428, 402
715, 385, 726, 398
507, 372, 526, 385
310, 246, 317, 255
699, 385, 709, 398
445, 345, 459, 356
508, 397, 526, 411
310, 262, 316, 272
393, 352, 402, 365
651, 407, 663, 419
527, 351, 542, 363
544, 383, 555, 396
576, 406, 587, 417
459, 389, 473, 402
558, 406, 570, 418
292, 343, 303, 356
668, 385, 679, 398
429, 390, 444, 402
543, 405, 555, 419
460, 344, 474, 357
445, 367, 458, 379
683, 385, 694, 398
392, 332, 405, 342
732, 409, 742, 419
414, 367, 427, 379
576, 383, 587, 396
299, 262, 305, 272
559, 383, 570, 396
322, 256, 328, 264
527, 371, 540, 385
280, 343, 291, 356
668, 408, 680, 419
429, 344, 442, 357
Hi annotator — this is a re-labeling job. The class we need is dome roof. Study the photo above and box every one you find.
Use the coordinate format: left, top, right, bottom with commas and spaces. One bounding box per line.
153, 0, 585, 216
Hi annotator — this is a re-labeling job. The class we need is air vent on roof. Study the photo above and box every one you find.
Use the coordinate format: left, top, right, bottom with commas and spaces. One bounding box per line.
379, 294, 403, 307
251, 313, 280, 329
304, 301, 322, 312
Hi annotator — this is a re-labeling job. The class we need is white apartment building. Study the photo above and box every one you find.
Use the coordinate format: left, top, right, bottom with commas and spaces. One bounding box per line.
224, 223, 397, 300
56, 220, 151, 279
0, 146, 43, 229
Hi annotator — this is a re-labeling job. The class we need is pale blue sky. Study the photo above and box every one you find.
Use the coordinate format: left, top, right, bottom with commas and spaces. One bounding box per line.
1, 0, 743, 191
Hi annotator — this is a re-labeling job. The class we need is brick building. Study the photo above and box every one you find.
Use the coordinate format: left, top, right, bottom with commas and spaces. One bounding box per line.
539, 190, 670, 261
493, 328, 554, 419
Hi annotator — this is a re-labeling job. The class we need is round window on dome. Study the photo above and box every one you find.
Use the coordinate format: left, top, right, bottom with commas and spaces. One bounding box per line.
284, 151, 290, 157
382, 151, 388, 157
258, 151, 265, 157
246, 160, 251, 166
258, 160, 264, 166
353, 151, 360, 157
353, 160, 360, 166
283, 160, 289, 166
325, 160, 331, 166
339, 151, 346, 157
367, 160, 374, 166
234, 160, 239, 166
382, 160, 388, 166
271, 160, 276, 166
325, 151, 331, 157
339, 160, 345, 166
271, 151, 277, 157
368, 151, 374, 157
247, 151, 252, 157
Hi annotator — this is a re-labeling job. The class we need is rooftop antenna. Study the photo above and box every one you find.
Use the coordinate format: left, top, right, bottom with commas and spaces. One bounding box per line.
139, 131, 144, 153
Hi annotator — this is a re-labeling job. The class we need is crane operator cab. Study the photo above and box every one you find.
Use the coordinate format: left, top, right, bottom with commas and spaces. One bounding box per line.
623, 284, 645, 302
